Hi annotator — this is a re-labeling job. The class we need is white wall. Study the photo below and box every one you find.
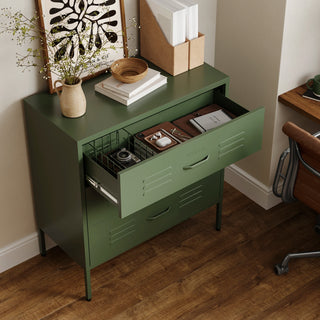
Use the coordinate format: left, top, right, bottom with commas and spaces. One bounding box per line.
215, 0, 287, 187
0, 1, 43, 249
198, 0, 217, 66
0, 0, 217, 272
272, 0, 320, 179
215, 0, 320, 209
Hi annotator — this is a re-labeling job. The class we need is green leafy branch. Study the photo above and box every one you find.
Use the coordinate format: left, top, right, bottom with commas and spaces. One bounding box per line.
0, 6, 135, 85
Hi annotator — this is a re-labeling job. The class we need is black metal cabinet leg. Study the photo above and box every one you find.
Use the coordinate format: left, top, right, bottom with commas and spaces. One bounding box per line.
216, 202, 222, 231
39, 229, 46, 256
84, 268, 92, 301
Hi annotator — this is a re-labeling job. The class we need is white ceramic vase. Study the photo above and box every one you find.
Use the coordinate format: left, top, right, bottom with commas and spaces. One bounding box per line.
54, 79, 86, 118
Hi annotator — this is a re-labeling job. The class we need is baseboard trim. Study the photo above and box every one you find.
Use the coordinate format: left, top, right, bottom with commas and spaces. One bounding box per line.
225, 164, 282, 210
0, 232, 56, 273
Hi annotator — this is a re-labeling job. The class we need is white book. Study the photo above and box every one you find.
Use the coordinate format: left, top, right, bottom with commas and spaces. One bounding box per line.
174, 0, 198, 40
95, 75, 167, 106
146, 0, 187, 46
102, 68, 161, 98
189, 109, 232, 133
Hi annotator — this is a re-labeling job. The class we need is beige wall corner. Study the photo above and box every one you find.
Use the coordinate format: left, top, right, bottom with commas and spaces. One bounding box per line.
215, 0, 287, 189
271, 0, 320, 184
198, 0, 217, 66
216, 0, 320, 209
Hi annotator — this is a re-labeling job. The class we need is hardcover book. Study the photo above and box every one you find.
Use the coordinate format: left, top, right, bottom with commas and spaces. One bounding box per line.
101, 68, 161, 98
95, 75, 167, 106
172, 104, 234, 137
189, 109, 232, 133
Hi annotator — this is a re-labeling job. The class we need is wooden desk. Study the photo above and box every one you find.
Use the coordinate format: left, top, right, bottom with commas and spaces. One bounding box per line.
279, 84, 320, 123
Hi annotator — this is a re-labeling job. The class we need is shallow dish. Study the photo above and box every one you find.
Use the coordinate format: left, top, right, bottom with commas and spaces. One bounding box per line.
110, 58, 148, 84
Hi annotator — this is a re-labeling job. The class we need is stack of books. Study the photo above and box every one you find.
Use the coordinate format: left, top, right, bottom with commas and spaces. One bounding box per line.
146, 0, 198, 46
95, 68, 167, 106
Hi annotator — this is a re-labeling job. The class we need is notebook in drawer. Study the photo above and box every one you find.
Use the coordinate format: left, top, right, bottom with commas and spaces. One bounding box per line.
172, 104, 236, 137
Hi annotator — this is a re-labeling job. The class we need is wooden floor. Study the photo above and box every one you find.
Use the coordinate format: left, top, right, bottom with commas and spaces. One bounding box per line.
1, 183, 320, 320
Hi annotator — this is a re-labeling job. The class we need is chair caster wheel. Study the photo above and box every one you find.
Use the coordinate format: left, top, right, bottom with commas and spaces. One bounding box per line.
315, 224, 320, 234
274, 264, 288, 275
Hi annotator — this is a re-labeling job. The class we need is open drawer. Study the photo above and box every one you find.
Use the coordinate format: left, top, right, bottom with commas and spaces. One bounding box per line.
84, 92, 264, 218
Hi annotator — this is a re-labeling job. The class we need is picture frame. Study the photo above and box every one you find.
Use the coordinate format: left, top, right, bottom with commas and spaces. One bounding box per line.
36, 0, 128, 93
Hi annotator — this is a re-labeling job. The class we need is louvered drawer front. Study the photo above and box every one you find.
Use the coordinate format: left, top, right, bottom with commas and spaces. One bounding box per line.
84, 93, 264, 219
142, 167, 173, 196
87, 172, 222, 268
178, 184, 206, 209
119, 107, 263, 218
109, 219, 136, 245
141, 172, 222, 234
86, 188, 139, 268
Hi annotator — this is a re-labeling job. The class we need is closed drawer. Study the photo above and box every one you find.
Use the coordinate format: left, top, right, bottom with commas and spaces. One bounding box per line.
139, 170, 222, 237
86, 189, 138, 268
84, 92, 264, 218
87, 172, 222, 268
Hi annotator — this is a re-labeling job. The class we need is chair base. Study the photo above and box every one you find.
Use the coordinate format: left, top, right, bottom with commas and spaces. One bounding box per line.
275, 251, 320, 275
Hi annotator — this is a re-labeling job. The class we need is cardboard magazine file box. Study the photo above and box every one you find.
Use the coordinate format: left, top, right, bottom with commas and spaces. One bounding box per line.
139, 0, 189, 76
188, 33, 205, 70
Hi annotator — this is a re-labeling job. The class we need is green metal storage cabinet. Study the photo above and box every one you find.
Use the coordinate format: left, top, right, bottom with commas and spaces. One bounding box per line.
24, 63, 264, 300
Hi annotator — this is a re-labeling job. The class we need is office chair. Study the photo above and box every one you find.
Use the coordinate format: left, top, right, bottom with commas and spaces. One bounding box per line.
273, 121, 320, 275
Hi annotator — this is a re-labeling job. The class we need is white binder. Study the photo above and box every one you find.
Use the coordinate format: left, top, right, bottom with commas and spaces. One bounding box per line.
174, 0, 198, 40
146, 0, 187, 46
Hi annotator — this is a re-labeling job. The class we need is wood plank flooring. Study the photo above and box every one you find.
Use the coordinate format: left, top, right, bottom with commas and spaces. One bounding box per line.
1, 183, 320, 319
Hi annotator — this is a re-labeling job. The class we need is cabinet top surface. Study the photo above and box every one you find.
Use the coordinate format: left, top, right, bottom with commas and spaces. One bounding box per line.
24, 63, 228, 143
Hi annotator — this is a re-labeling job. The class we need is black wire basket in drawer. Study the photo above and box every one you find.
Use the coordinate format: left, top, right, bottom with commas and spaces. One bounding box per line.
84, 128, 156, 177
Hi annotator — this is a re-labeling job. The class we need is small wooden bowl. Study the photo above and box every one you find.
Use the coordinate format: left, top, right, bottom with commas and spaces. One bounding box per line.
110, 58, 148, 84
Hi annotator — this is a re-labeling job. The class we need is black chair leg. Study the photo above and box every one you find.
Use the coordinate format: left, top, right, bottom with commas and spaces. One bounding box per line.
315, 215, 320, 234
275, 251, 320, 275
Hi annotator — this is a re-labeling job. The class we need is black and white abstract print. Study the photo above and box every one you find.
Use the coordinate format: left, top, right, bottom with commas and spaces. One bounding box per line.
48, 0, 121, 61
39, 0, 125, 86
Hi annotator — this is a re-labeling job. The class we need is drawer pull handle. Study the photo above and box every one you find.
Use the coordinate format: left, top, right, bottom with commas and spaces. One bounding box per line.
183, 155, 210, 170
147, 207, 171, 221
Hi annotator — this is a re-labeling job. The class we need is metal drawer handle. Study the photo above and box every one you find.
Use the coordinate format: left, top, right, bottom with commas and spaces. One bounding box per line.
147, 207, 171, 221
183, 155, 210, 170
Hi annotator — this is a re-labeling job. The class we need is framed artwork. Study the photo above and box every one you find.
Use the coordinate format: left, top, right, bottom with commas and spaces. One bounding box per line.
36, 0, 128, 93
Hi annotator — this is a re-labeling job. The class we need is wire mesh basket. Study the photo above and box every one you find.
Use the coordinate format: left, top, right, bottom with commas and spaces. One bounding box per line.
84, 128, 156, 177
